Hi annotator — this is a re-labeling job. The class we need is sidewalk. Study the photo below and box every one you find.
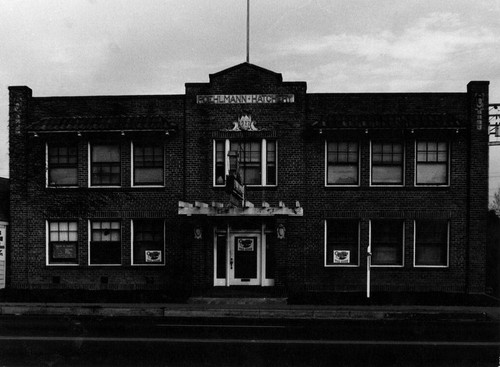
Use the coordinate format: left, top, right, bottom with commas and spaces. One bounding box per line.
0, 299, 498, 322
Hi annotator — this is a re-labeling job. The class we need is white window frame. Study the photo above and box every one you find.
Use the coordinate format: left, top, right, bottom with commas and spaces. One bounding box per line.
88, 220, 122, 266
130, 219, 166, 266
369, 219, 405, 268
212, 139, 278, 187
324, 141, 361, 187
413, 220, 450, 268
46, 220, 79, 266
324, 219, 360, 267
414, 141, 450, 187
130, 141, 165, 188
46, 143, 79, 188
88, 142, 122, 188
370, 141, 405, 187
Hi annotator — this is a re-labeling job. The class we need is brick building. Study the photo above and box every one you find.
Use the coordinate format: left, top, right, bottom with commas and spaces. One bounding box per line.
7, 63, 489, 296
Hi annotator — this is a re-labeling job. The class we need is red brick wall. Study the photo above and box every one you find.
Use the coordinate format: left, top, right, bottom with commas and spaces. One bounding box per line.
7, 65, 489, 294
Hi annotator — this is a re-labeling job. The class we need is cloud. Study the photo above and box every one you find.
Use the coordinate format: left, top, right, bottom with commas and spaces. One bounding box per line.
278, 12, 497, 67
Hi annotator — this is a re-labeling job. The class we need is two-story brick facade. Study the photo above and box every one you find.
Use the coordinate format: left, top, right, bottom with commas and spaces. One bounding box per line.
7, 63, 489, 296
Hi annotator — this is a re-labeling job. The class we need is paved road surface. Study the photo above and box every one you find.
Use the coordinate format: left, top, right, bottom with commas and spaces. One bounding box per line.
0, 315, 498, 366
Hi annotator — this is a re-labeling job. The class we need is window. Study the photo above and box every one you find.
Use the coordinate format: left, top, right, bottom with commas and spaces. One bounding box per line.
91, 144, 120, 186
48, 144, 78, 186
47, 221, 78, 265
325, 219, 359, 266
133, 143, 164, 186
132, 220, 165, 265
370, 219, 404, 266
371, 142, 403, 185
89, 221, 121, 265
326, 142, 359, 185
416, 142, 448, 185
213, 139, 277, 186
414, 220, 449, 267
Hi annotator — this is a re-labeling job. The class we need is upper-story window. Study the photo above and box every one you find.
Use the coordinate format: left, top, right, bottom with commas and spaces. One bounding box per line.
132, 143, 164, 186
214, 139, 277, 187
326, 142, 359, 186
416, 142, 449, 185
90, 144, 121, 186
47, 144, 78, 187
371, 142, 404, 186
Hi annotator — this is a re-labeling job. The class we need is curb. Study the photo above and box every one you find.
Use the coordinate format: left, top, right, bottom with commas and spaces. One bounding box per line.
0, 303, 496, 321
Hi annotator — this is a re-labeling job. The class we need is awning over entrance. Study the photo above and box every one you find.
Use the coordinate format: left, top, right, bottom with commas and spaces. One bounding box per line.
178, 201, 303, 216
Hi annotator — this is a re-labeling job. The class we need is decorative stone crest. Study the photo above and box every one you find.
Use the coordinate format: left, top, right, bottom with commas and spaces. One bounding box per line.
229, 111, 259, 131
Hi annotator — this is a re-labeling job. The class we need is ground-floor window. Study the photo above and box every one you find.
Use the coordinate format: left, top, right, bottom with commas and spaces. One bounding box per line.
132, 220, 165, 265
325, 219, 360, 267
47, 221, 78, 265
89, 221, 121, 265
414, 220, 449, 267
370, 219, 404, 267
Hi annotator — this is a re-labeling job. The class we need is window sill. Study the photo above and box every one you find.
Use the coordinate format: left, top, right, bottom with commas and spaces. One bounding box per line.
131, 264, 166, 267
325, 184, 360, 188
47, 185, 79, 189
46, 264, 79, 267
131, 185, 165, 188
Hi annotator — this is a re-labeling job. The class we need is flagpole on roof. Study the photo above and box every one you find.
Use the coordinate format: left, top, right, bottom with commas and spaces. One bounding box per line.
246, 0, 250, 63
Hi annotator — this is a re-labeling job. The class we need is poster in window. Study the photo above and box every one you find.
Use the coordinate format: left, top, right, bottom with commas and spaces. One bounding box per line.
53, 243, 77, 259
145, 250, 162, 263
333, 250, 350, 264
237, 238, 255, 252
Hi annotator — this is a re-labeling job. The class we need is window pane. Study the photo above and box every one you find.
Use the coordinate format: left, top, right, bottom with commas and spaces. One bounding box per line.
327, 165, 358, 185
135, 168, 163, 185
417, 164, 447, 184
90, 241, 121, 265
92, 145, 120, 162
372, 166, 402, 184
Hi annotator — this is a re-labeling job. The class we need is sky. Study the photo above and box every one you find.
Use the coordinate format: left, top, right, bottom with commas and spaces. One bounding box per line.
1, 0, 500, 202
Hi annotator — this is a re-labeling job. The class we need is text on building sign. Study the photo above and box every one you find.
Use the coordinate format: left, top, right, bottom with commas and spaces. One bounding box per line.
197, 94, 294, 104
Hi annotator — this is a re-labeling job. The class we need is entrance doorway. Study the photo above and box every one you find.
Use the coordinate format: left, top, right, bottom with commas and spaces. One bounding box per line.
214, 225, 274, 287
228, 233, 261, 285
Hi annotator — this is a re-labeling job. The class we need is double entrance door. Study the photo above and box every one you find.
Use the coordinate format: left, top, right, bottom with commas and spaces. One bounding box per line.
214, 226, 273, 287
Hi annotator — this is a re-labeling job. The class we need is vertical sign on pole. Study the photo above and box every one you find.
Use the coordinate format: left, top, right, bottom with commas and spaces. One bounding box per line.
0, 223, 6, 289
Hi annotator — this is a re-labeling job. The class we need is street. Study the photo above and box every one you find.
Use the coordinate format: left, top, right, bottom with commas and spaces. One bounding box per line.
0, 315, 498, 366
